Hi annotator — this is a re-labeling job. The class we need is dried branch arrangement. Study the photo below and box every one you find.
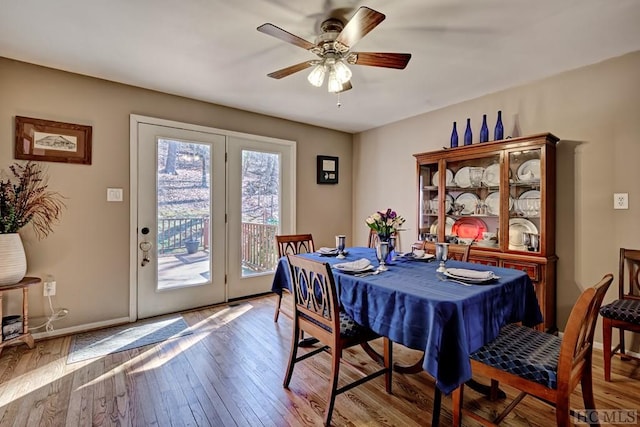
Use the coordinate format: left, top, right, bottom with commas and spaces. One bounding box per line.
0, 161, 66, 239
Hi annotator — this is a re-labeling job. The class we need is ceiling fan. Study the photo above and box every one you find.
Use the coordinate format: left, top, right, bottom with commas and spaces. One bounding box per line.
257, 6, 411, 93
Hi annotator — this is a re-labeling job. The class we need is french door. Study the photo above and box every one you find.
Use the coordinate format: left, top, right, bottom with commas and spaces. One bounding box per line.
131, 116, 295, 319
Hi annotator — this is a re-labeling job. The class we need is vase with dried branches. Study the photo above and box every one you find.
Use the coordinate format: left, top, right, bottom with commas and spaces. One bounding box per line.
0, 161, 65, 285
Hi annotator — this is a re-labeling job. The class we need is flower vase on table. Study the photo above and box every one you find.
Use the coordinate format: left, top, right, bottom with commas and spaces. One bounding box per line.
365, 208, 406, 268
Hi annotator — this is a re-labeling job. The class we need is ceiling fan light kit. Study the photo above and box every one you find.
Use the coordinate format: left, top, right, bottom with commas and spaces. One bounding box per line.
258, 6, 411, 94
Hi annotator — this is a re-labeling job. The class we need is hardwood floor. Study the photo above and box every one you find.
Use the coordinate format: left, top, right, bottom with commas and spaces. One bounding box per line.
0, 294, 638, 426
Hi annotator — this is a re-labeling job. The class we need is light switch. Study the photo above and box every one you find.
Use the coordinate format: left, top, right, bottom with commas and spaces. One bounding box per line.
107, 188, 123, 202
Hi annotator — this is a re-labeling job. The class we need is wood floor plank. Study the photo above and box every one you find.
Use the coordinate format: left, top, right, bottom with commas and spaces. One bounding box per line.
0, 295, 638, 426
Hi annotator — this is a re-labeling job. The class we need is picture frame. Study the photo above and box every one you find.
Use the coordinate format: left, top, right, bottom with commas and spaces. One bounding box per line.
317, 155, 339, 184
15, 116, 92, 165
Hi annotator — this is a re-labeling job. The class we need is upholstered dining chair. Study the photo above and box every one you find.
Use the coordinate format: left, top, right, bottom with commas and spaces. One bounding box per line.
599, 248, 640, 381
284, 254, 392, 426
394, 241, 471, 376
451, 273, 613, 427
274, 234, 315, 322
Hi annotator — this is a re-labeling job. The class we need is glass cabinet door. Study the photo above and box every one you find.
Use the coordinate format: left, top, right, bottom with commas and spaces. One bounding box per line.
443, 153, 501, 247
507, 148, 542, 253
418, 162, 439, 241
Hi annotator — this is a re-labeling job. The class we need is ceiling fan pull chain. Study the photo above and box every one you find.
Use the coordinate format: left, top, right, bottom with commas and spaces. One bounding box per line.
336, 92, 342, 108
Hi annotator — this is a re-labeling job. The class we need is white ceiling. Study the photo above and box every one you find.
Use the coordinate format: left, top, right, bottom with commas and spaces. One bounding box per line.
1, 0, 639, 133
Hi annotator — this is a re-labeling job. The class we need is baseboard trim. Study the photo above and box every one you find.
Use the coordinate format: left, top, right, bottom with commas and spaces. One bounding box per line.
32, 316, 131, 341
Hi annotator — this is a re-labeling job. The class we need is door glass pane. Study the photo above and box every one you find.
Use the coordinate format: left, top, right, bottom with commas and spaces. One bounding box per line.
241, 150, 280, 277
156, 139, 211, 289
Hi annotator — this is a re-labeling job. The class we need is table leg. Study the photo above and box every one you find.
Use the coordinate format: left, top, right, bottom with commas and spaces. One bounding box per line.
393, 353, 424, 374
465, 378, 506, 400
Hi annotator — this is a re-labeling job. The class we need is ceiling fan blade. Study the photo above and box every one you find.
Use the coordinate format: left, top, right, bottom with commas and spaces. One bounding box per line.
350, 52, 412, 69
267, 61, 314, 79
257, 23, 316, 51
335, 6, 385, 50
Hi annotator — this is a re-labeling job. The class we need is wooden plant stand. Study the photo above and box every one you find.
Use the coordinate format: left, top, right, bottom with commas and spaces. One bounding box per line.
0, 276, 40, 355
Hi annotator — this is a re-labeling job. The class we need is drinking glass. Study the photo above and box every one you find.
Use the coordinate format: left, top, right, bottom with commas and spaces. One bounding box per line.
335, 235, 346, 259
389, 235, 397, 261
376, 242, 389, 271
435, 242, 449, 273
469, 167, 483, 187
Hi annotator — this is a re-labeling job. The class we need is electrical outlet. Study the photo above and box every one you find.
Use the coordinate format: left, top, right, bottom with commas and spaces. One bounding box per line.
613, 193, 629, 210
43, 280, 56, 296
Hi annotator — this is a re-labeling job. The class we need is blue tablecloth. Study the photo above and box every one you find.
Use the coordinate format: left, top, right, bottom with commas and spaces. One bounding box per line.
272, 247, 542, 395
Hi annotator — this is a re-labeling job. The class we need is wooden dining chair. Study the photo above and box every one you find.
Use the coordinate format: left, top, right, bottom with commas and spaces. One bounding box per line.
274, 234, 315, 322
284, 254, 392, 426
423, 241, 471, 262
367, 229, 401, 252
599, 248, 640, 381
451, 273, 614, 427
394, 241, 471, 375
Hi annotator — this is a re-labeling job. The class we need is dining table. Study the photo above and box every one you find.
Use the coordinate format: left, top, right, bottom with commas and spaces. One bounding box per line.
271, 246, 542, 420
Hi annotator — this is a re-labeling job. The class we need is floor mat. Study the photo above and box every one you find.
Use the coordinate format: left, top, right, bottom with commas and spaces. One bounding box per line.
67, 315, 192, 363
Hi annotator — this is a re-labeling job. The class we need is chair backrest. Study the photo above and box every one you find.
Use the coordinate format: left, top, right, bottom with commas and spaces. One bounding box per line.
368, 229, 401, 251
423, 241, 471, 262
276, 234, 315, 258
286, 254, 340, 340
619, 248, 640, 300
557, 274, 614, 385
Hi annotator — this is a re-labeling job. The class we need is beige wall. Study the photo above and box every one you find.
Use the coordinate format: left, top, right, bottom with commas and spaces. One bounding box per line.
353, 51, 640, 342
0, 58, 353, 331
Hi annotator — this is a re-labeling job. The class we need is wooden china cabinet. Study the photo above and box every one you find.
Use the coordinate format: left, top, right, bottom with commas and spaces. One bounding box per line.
414, 133, 558, 332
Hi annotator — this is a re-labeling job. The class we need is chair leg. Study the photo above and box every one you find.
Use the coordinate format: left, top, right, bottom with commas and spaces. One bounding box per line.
283, 324, 300, 388
383, 337, 393, 394
581, 362, 600, 427
324, 345, 342, 426
555, 395, 571, 427
451, 384, 464, 427
619, 325, 625, 356
602, 318, 613, 382
274, 292, 283, 322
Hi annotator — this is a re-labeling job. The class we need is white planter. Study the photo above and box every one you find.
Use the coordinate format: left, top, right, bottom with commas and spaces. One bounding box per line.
0, 233, 27, 285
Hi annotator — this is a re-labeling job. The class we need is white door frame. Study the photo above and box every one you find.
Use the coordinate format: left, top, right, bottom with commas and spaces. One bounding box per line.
129, 114, 296, 320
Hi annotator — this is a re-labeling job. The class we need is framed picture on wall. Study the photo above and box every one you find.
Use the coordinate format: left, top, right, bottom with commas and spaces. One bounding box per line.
15, 116, 92, 165
317, 155, 339, 184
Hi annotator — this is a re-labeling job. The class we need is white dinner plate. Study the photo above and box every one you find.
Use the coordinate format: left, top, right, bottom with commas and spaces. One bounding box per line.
443, 270, 500, 284
508, 218, 538, 250
484, 192, 514, 215
402, 253, 435, 261
455, 192, 480, 215
432, 169, 454, 186
334, 264, 374, 274
430, 194, 454, 214
482, 163, 500, 187
517, 159, 541, 181
454, 167, 472, 188
429, 216, 455, 235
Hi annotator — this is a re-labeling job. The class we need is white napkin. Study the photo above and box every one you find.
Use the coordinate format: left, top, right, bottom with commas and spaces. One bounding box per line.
334, 258, 371, 271
446, 268, 495, 280
318, 247, 339, 254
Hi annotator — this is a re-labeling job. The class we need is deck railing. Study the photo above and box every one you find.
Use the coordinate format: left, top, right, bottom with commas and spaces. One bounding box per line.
158, 218, 278, 271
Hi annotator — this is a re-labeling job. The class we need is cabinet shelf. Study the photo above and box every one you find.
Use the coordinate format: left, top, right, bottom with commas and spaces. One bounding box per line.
414, 133, 558, 333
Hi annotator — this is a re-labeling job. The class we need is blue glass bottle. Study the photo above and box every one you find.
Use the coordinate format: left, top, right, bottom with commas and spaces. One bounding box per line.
494, 110, 504, 140
464, 118, 472, 145
450, 121, 458, 148
480, 114, 489, 143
